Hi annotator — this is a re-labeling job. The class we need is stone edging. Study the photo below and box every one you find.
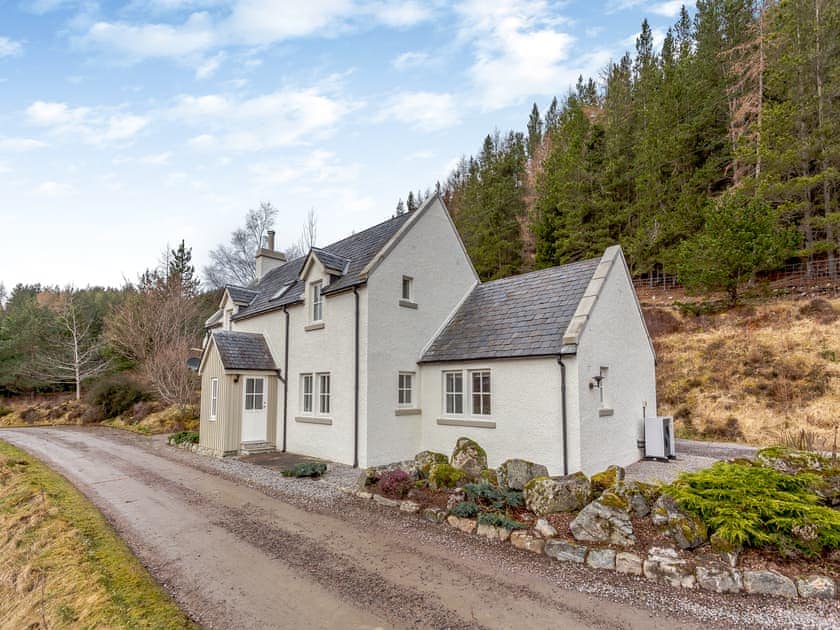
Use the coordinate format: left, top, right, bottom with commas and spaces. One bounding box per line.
347, 490, 838, 601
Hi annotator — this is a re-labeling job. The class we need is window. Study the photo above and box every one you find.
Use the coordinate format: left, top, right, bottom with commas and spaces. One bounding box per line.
598, 367, 608, 406
311, 281, 323, 321
302, 374, 314, 413
398, 372, 414, 407
244, 377, 264, 411
318, 373, 331, 414
444, 371, 463, 415
471, 371, 491, 415
401, 276, 413, 301
210, 378, 218, 419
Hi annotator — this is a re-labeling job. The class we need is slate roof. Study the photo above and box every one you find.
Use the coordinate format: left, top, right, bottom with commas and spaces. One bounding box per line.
419, 257, 600, 363
226, 285, 258, 305
309, 247, 350, 273
230, 211, 412, 321
212, 330, 277, 371
205, 309, 223, 328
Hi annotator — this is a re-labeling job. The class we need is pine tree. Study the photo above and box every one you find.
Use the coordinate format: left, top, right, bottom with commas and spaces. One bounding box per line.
395, 198, 406, 216
406, 191, 417, 212
527, 103, 543, 160
168, 240, 199, 297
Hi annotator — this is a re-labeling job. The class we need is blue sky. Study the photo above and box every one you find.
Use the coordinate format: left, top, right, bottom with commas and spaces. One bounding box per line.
0, 0, 686, 289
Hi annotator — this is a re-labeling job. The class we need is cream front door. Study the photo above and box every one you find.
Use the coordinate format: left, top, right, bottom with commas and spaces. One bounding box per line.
241, 376, 267, 442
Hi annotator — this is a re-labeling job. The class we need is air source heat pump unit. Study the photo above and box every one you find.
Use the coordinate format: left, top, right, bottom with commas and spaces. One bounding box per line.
644, 416, 676, 460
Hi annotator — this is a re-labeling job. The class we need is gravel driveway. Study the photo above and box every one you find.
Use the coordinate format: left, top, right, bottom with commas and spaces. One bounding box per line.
1, 427, 836, 629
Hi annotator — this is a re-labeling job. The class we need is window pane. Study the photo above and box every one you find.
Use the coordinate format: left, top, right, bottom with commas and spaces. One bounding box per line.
254, 379, 264, 394
483, 394, 491, 415
454, 394, 463, 414
245, 378, 254, 394
402, 276, 411, 299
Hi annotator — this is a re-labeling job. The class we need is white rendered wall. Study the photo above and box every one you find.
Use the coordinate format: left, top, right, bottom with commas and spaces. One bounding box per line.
573, 255, 656, 475
365, 198, 478, 466
418, 357, 566, 474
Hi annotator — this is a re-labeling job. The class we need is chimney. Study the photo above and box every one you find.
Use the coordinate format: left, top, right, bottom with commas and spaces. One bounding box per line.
255, 230, 286, 282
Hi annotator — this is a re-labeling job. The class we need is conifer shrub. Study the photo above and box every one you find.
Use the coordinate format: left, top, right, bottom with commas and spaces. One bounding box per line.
428, 463, 465, 489
450, 501, 480, 518
464, 481, 524, 511
663, 461, 840, 557
477, 512, 525, 530
168, 430, 199, 445
282, 461, 328, 478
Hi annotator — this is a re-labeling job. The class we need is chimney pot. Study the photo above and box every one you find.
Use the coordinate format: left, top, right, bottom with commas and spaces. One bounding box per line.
267, 230, 275, 251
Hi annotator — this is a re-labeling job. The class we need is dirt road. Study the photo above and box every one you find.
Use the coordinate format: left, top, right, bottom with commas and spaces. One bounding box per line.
0, 427, 830, 629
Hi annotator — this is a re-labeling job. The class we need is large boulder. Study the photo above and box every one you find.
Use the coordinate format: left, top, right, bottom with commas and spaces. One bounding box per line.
569, 498, 636, 547
497, 459, 549, 490
651, 495, 707, 550
600, 482, 653, 518
591, 465, 626, 496
743, 570, 797, 598
524, 473, 591, 516
414, 450, 448, 477
450, 437, 488, 479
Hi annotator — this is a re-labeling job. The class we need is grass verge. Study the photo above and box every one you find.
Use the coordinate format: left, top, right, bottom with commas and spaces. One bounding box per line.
0, 439, 194, 629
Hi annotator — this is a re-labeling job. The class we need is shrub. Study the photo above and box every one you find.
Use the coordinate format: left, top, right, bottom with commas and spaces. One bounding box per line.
428, 463, 465, 489
89, 376, 150, 419
282, 462, 328, 478
663, 461, 840, 557
168, 430, 199, 445
464, 481, 523, 511
477, 512, 525, 530
0, 405, 12, 418
377, 469, 412, 498
450, 501, 480, 518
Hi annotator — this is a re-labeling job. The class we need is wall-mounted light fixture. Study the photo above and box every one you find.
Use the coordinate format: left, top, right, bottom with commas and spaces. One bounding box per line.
233, 374, 240, 384
588, 375, 604, 390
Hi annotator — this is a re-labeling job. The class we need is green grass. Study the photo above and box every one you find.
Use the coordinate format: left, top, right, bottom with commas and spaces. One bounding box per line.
0, 439, 194, 629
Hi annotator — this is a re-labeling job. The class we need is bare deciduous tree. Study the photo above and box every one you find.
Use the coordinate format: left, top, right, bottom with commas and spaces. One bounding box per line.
285, 207, 319, 260
203, 202, 278, 288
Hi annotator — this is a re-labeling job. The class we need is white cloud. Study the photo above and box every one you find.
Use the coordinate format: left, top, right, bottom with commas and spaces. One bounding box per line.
140, 151, 172, 165
36, 180, 73, 197
650, 0, 684, 17
83, 12, 216, 59
0, 137, 47, 151
249, 150, 359, 187
622, 27, 667, 51
367, 1, 431, 27
195, 52, 225, 79
26, 101, 149, 145
378, 91, 459, 131
0, 37, 23, 58
170, 87, 351, 151
392, 51, 429, 71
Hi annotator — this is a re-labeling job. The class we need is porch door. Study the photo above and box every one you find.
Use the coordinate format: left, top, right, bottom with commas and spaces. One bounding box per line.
241, 376, 267, 442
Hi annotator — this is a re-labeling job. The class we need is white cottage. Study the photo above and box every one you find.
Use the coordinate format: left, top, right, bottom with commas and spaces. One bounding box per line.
197, 195, 657, 475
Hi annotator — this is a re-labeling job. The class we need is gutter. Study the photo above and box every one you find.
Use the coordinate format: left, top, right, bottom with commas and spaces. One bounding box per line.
353, 286, 360, 468
282, 306, 290, 453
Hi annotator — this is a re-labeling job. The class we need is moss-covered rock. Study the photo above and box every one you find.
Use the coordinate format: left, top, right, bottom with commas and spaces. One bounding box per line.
355, 467, 379, 491
496, 458, 549, 490
605, 481, 655, 518
450, 437, 487, 479
652, 495, 708, 550
569, 498, 636, 547
756, 447, 830, 474
480, 468, 498, 484
591, 465, 626, 497
523, 472, 591, 516
414, 450, 449, 477
429, 463, 466, 490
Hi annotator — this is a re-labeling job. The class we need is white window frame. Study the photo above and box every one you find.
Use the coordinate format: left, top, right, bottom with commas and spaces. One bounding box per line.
470, 370, 491, 416
444, 370, 464, 415
318, 373, 331, 415
398, 372, 415, 407
210, 377, 218, 420
301, 374, 314, 414
244, 376, 264, 411
401, 275, 413, 301
598, 366, 608, 406
311, 281, 323, 322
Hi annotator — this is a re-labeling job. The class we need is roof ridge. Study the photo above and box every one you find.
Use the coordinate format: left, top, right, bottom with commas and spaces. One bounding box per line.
478, 257, 601, 288
320, 212, 409, 251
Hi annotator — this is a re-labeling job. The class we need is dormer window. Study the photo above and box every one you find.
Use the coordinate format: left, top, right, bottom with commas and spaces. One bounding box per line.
311, 281, 323, 321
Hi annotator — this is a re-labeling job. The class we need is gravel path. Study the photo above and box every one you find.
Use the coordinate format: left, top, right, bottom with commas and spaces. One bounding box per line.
625, 439, 760, 484
3, 426, 838, 629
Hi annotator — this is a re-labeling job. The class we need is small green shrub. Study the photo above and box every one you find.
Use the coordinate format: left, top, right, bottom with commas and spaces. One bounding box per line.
464, 481, 523, 511
428, 463, 465, 489
450, 501, 480, 518
664, 461, 840, 557
0, 405, 12, 418
88, 376, 150, 419
281, 461, 328, 478
477, 512, 525, 530
168, 430, 199, 445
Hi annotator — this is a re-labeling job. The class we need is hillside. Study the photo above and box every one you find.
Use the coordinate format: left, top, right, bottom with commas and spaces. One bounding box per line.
647, 297, 839, 448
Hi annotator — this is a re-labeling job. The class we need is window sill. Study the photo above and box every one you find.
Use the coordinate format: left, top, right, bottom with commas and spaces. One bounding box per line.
398, 299, 418, 309
395, 408, 421, 416
598, 407, 614, 417
436, 417, 496, 429
295, 415, 333, 425
304, 321, 325, 332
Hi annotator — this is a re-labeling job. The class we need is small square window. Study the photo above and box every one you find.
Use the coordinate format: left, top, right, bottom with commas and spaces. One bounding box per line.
398, 372, 414, 407
402, 276, 413, 301
244, 377, 264, 410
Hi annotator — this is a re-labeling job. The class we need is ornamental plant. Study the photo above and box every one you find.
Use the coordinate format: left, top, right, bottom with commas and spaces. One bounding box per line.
281, 461, 328, 478
377, 469, 412, 498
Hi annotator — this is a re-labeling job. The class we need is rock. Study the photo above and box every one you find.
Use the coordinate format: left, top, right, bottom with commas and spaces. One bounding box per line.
709, 532, 740, 567
446, 490, 466, 510
591, 465, 626, 496
477, 523, 511, 542
755, 447, 828, 474
373, 494, 399, 508
545, 540, 587, 563
534, 518, 558, 539
569, 499, 636, 547
643, 547, 696, 589
695, 560, 742, 594
796, 575, 835, 599
356, 491, 373, 500
446, 515, 476, 535
450, 437, 488, 479
815, 471, 840, 506
742, 570, 797, 598
615, 552, 643, 576
421, 507, 446, 523
586, 548, 616, 570
355, 467, 378, 491
414, 450, 449, 477
524, 473, 591, 516
651, 495, 707, 550
497, 459, 549, 490
510, 531, 546, 553
399, 500, 421, 513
